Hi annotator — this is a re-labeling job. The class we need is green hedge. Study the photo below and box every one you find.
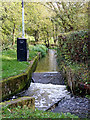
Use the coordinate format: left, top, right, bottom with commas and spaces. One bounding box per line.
58, 30, 88, 64
57, 30, 89, 95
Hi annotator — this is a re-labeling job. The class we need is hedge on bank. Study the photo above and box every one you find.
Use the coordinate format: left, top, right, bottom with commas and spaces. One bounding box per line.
57, 30, 89, 95
58, 30, 88, 64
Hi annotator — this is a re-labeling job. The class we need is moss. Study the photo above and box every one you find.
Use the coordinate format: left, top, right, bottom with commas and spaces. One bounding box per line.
61, 65, 79, 94
0, 97, 35, 110
1, 54, 40, 101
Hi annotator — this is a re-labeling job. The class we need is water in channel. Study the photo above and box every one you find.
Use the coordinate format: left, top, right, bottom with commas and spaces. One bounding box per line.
22, 49, 69, 111
17, 49, 89, 118
35, 49, 59, 72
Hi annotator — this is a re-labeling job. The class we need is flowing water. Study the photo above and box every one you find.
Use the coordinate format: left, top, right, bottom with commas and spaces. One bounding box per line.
35, 49, 59, 72
14, 49, 89, 118
24, 83, 70, 110
22, 49, 71, 110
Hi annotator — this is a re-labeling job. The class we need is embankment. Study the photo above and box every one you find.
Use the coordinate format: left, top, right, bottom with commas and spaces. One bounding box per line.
0, 55, 39, 101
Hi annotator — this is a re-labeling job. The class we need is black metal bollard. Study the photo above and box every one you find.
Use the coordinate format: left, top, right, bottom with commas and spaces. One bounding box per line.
17, 38, 28, 61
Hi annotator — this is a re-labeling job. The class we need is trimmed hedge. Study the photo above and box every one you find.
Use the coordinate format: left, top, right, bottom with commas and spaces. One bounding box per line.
57, 30, 89, 95
58, 30, 88, 64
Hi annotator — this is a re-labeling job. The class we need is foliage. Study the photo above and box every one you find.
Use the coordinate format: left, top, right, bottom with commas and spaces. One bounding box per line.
25, 2, 53, 42
1, 2, 88, 49
1, 2, 22, 49
44, 2, 88, 32
30, 44, 48, 57
57, 30, 89, 84
28, 45, 38, 61
36, 44, 48, 53
1, 44, 47, 79
1, 2, 54, 49
85, 95, 90, 99
58, 30, 88, 64
1, 105, 78, 119
70, 63, 89, 83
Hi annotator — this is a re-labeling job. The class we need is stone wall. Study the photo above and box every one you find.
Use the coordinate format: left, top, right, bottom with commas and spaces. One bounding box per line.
63, 66, 78, 94
62, 66, 90, 95
0, 55, 39, 101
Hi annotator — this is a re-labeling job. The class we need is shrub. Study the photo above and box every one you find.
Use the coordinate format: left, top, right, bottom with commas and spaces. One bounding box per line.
58, 30, 88, 64
57, 30, 89, 85
30, 44, 48, 57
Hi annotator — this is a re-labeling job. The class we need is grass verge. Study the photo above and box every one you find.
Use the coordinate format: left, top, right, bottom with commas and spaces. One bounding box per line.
2, 49, 30, 79
1, 105, 78, 119
1, 44, 48, 80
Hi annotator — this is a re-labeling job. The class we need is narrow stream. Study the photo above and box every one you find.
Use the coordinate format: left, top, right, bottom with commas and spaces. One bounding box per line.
35, 49, 59, 72
21, 49, 70, 111
24, 83, 70, 110
15, 49, 89, 118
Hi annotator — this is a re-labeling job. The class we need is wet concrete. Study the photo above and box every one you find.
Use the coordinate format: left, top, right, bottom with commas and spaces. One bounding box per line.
31, 72, 90, 118
11, 49, 90, 118
32, 72, 64, 85
52, 96, 90, 118
23, 82, 70, 110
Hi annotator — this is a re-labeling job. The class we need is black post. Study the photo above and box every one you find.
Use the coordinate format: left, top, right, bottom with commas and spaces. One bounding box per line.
17, 38, 27, 61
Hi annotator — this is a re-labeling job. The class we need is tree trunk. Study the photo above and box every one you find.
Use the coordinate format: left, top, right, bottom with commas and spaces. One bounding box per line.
47, 32, 49, 48
34, 30, 39, 42
44, 39, 46, 45
54, 24, 58, 45
12, 23, 15, 46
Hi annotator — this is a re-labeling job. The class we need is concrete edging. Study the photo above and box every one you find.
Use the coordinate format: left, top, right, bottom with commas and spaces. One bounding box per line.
45, 97, 65, 111
0, 55, 39, 101
0, 96, 35, 110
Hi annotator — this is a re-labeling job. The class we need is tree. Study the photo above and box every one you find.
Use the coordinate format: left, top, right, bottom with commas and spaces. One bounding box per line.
24, 2, 53, 44
42, 2, 88, 32
1, 2, 22, 48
